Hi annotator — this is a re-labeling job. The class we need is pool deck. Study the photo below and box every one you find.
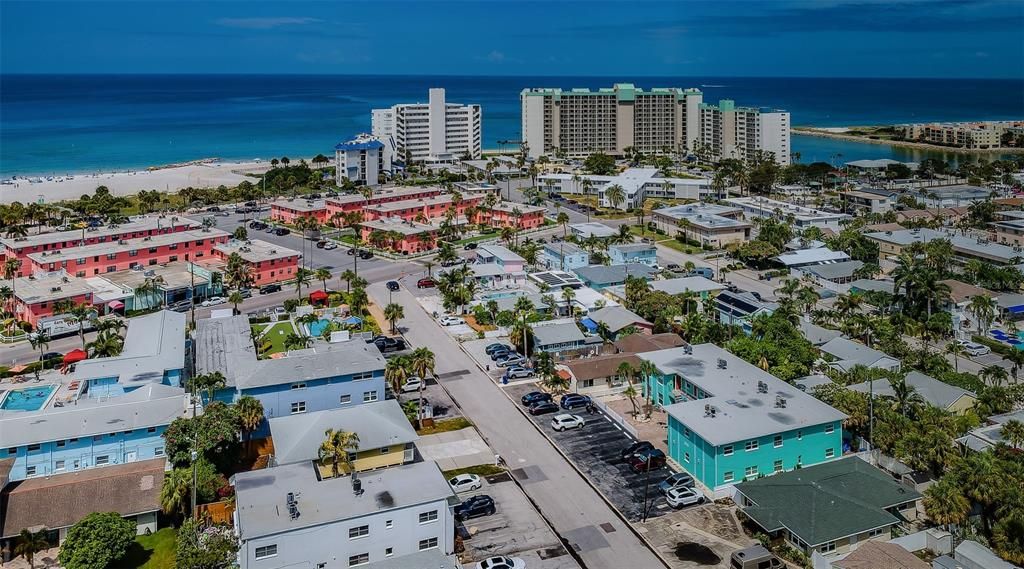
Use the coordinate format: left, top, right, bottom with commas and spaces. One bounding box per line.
0, 370, 91, 415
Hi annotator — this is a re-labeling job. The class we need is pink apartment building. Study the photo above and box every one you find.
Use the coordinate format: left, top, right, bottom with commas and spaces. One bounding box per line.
212, 239, 302, 286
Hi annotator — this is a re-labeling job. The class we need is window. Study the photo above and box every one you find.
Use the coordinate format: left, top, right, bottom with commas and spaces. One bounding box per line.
820, 541, 836, 554
745, 465, 758, 478
7, 448, 15, 455
380, 447, 390, 455
352, 371, 374, 381
825, 448, 835, 459
27, 444, 40, 452
155, 447, 165, 457
290, 401, 306, 414
363, 391, 378, 403
291, 382, 306, 390
773, 435, 783, 448
683, 427, 690, 437
723, 445, 733, 456
348, 553, 369, 567
745, 440, 758, 452
385, 548, 393, 557
774, 460, 783, 473
55, 460, 65, 471
340, 394, 352, 404
385, 520, 393, 529
418, 537, 439, 551
95, 455, 110, 465
684, 452, 690, 463
419, 510, 439, 524
868, 527, 885, 537
56, 440, 66, 448
255, 545, 278, 560
825, 424, 835, 434
723, 471, 734, 483
148, 427, 157, 433
348, 525, 369, 539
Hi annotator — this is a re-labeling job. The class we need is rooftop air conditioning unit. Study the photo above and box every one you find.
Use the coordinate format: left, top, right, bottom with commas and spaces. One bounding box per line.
758, 381, 768, 393
775, 395, 787, 408
717, 358, 728, 369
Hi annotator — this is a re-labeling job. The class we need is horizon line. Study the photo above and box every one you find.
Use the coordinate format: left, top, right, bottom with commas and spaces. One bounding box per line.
1, 72, 1021, 81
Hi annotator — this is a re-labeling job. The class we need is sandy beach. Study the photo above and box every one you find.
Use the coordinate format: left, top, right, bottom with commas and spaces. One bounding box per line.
0, 159, 271, 205
794, 127, 1024, 156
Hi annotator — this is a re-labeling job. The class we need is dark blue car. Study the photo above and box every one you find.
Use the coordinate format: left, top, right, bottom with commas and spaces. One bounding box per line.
560, 394, 592, 410
521, 391, 552, 406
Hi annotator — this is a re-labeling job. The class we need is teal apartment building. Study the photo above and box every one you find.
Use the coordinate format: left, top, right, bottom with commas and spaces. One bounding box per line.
639, 344, 846, 497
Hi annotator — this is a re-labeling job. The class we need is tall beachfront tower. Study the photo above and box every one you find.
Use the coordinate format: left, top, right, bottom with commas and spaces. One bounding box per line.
699, 100, 791, 165
520, 83, 703, 160
371, 88, 482, 164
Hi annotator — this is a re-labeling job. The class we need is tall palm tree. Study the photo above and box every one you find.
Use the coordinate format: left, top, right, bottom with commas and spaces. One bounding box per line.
14, 528, 49, 569
28, 330, 50, 379
65, 303, 93, 350
409, 347, 435, 428
87, 329, 124, 358
559, 286, 576, 317
293, 267, 313, 302
888, 376, 923, 418
557, 211, 569, 237
968, 294, 997, 334
160, 467, 192, 517
318, 429, 361, 479
622, 383, 640, 418
236, 395, 265, 449
315, 268, 332, 292
385, 357, 409, 393
924, 478, 970, 528
339, 269, 357, 294
384, 303, 404, 334
638, 359, 659, 414
228, 290, 244, 315
188, 371, 227, 402
605, 184, 625, 211
1001, 419, 1024, 449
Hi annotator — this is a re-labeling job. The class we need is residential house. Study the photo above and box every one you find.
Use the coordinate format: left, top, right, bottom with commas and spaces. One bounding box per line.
475, 244, 526, 273
470, 244, 527, 289
819, 337, 901, 373
795, 260, 865, 293
867, 227, 1024, 270
613, 332, 686, 354
715, 290, 777, 335
606, 275, 726, 305
542, 241, 589, 271
213, 239, 302, 286
841, 189, 897, 215
581, 306, 653, 338
774, 247, 851, 269
847, 371, 977, 415
734, 457, 921, 557
561, 353, 642, 396
569, 222, 618, 239
608, 243, 657, 267
530, 319, 602, 360
573, 264, 659, 290
956, 409, 1024, 452
232, 460, 457, 569
362, 194, 483, 224
724, 197, 851, 229
268, 400, 417, 475
915, 185, 995, 208
797, 318, 843, 347
89, 263, 217, 311
640, 344, 847, 496
848, 279, 896, 296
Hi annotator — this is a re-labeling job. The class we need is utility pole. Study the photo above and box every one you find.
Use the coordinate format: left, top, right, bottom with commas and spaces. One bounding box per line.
641, 455, 653, 522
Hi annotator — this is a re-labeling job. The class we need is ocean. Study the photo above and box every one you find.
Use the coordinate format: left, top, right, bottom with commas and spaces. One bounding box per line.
2, 74, 1022, 176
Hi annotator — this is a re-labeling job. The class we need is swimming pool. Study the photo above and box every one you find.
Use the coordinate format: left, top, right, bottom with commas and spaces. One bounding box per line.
307, 318, 332, 337
0, 385, 56, 411
481, 290, 527, 301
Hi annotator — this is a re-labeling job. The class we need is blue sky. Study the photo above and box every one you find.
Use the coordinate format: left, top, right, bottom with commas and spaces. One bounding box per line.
2, 0, 1022, 78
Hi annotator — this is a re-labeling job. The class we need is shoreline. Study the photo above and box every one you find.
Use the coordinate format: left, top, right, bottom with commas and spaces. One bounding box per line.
793, 127, 1024, 155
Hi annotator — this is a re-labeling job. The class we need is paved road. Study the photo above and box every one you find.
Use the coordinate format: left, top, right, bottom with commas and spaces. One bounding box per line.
367, 281, 667, 569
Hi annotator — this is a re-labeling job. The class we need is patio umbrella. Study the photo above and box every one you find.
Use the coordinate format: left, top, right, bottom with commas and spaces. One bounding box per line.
8, 364, 28, 374
63, 349, 88, 365
309, 290, 329, 304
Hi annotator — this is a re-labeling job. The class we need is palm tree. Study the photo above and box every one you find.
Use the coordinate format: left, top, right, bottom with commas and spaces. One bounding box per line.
981, 364, 1009, 387
339, 269, 357, 294
638, 359, 659, 415
315, 268, 332, 292
888, 376, 923, 418
228, 290, 244, 315
28, 330, 50, 379
87, 329, 124, 357
622, 383, 640, 418
160, 467, 192, 517
348, 286, 369, 318
385, 357, 409, 393
409, 347, 435, 428
65, 303, 93, 350
384, 303, 404, 334
236, 395, 265, 449
945, 341, 963, 372
556, 211, 570, 237
14, 528, 48, 569
605, 184, 625, 211
968, 294, 997, 334
293, 267, 313, 301
924, 478, 970, 528
1001, 419, 1024, 449
542, 371, 569, 396
188, 371, 227, 402
318, 428, 361, 479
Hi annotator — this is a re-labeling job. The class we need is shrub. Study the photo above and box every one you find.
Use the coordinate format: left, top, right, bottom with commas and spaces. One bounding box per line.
58, 512, 136, 569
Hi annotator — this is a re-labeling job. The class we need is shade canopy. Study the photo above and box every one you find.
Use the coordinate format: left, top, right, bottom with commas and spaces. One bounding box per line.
309, 290, 329, 302
63, 349, 88, 365
108, 300, 125, 310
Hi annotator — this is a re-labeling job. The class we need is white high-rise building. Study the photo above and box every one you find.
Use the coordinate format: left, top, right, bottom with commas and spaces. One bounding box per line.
334, 133, 390, 186
371, 88, 481, 164
520, 83, 703, 160
699, 100, 790, 165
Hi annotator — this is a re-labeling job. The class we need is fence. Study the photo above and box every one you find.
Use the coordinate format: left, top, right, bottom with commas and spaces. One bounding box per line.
592, 397, 640, 439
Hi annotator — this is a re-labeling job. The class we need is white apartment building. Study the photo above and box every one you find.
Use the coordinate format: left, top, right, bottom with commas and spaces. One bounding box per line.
233, 460, 457, 569
334, 134, 390, 186
538, 167, 714, 210
521, 83, 703, 159
371, 88, 481, 163
699, 100, 791, 165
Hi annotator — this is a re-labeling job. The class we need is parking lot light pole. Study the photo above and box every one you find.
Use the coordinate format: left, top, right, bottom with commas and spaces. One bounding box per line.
641, 455, 653, 523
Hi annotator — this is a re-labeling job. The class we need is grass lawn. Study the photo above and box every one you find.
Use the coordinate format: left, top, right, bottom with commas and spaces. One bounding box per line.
417, 417, 473, 436
443, 464, 506, 478
253, 321, 295, 355
657, 238, 704, 255
115, 528, 177, 569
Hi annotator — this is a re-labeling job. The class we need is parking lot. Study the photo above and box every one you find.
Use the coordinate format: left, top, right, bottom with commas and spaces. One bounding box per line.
504, 383, 682, 523
462, 338, 535, 385
455, 474, 578, 569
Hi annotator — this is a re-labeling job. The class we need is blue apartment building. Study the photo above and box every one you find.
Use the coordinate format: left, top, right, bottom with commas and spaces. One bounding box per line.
608, 243, 657, 267
639, 344, 846, 496
542, 241, 589, 271
195, 315, 387, 435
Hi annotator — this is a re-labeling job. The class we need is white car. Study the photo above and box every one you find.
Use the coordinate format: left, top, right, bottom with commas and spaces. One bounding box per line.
477, 556, 526, 569
438, 315, 465, 326
401, 377, 424, 393
665, 487, 706, 508
322, 241, 337, 250
957, 340, 991, 357
551, 414, 585, 432
448, 473, 482, 493
201, 296, 226, 307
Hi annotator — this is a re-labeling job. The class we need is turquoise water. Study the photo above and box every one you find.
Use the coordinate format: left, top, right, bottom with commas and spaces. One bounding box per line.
0, 385, 56, 411
308, 319, 331, 337
482, 291, 526, 301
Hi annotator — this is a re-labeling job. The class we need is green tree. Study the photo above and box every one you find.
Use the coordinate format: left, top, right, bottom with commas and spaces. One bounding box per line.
175, 519, 239, 569
188, 371, 227, 402
58, 512, 136, 569
14, 528, 49, 569
923, 477, 970, 528
605, 184, 625, 210
584, 152, 616, 175
228, 290, 244, 315
622, 383, 641, 418
293, 267, 313, 301
318, 428, 361, 478
315, 268, 332, 292
236, 395, 265, 448
28, 330, 50, 379
384, 302, 405, 334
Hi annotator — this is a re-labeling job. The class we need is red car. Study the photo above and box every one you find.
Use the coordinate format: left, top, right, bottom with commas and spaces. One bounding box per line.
627, 450, 666, 473
417, 278, 436, 289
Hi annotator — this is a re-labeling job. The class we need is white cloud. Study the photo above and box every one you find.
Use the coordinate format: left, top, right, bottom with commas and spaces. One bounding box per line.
486, 50, 506, 62
216, 17, 321, 30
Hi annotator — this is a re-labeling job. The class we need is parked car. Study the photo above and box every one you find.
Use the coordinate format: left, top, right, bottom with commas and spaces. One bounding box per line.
358, 250, 373, 260
386, 281, 400, 292
316, 240, 327, 249
665, 487, 705, 508
264, 226, 277, 233
168, 300, 192, 313
448, 473, 482, 493
476, 556, 526, 569
417, 277, 436, 289
322, 241, 337, 250
259, 284, 282, 294
490, 349, 514, 361
454, 495, 496, 521
373, 336, 406, 353
249, 221, 267, 230
201, 296, 226, 307
527, 401, 559, 415
400, 377, 424, 393
957, 339, 991, 357
485, 343, 513, 355
496, 355, 526, 368
659, 472, 695, 494
559, 394, 592, 410
464, 242, 479, 250
627, 449, 667, 472
503, 366, 534, 380
666, 263, 681, 272
41, 351, 63, 361
273, 227, 290, 236
438, 315, 464, 326
621, 440, 655, 461
550, 414, 585, 431
520, 391, 552, 406
347, 248, 358, 256
237, 288, 252, 299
